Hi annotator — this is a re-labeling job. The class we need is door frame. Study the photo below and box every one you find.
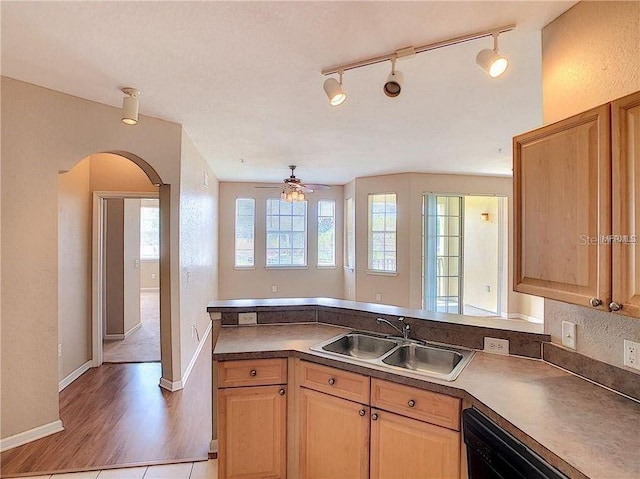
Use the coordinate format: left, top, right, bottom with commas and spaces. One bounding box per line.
92, 191, 159, 367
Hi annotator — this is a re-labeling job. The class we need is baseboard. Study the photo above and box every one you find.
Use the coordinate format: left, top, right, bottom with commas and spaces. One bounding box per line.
181, 321, 213, 388
503, 312, 544, 324
104, 333, 125, 341
159, 377, 183, 392
209, 439, 218, 456
0, 419, 64, 452
59, 360, 92, 392
124, 321, 142, 338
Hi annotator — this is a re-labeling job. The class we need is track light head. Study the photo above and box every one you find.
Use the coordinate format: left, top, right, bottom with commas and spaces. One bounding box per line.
121, 87, 140, 125
323, 72, 346, 106
476, 33, 508, 78
383, 70, 404, 98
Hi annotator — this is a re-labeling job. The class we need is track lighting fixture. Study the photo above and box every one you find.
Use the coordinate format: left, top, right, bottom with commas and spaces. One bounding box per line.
476, 32, 509, 78
323, 70, 346, 106
383, 56, 404, 98
321, 24, 515, 105
121, 87, 140, 125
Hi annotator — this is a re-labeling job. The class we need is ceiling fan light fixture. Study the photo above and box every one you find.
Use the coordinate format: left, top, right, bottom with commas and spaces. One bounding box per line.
323, 71, 346, 106
476, 33, 509, 78
121, 87, 140, 125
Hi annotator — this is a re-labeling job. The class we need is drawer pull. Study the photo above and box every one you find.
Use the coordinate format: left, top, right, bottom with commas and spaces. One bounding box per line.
371, 413, 379, 421
250, 369, 257, 377
328, 378, 336, 385
408, 399, 416, 408
279, 388, 285, 396
359, 409, 366, 417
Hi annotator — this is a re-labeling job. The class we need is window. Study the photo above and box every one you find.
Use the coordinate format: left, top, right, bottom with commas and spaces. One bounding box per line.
345, 197, 354, 269
266, 199, 307, 267
317, 200, 336, 267
140, 202, 160, 260
234, 198, 255, 267
368, 193, 397, 272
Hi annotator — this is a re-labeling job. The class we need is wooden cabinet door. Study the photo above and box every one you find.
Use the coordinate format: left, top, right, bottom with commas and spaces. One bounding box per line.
612, 91, 640, 316
370, 409, 460, 479
513, 104, 611, 309
299, 387, 369, 479
218, 385, 287, 479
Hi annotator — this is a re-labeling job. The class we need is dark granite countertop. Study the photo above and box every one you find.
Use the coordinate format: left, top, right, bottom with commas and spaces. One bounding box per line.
213, 323, 640, 479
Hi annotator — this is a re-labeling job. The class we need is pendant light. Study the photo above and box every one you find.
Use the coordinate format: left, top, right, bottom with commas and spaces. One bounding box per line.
121, 87, 140, 125
323, 70, 346, 106
476, 33, 509, 78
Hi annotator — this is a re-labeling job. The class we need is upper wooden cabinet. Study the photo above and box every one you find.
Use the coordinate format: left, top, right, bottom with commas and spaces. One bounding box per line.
514, 90, 640, 315
513, 104, 611, 310
611, 91, 640, 317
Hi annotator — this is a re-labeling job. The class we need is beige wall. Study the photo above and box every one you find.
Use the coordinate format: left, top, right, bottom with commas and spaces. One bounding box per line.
123, 199, 141, 335
463, 196, 500, 313
541, 1, 640, 369
58, 158, 91, 381
1, 77, 182, 440
219, 182, 344, 299
141, 260, 159, 289
179, 131, 219, 377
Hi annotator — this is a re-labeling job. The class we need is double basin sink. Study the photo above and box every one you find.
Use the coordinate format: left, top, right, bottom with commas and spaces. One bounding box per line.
310, 331, 475, 381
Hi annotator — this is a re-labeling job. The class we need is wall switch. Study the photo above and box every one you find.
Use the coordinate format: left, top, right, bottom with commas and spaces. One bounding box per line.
483, 337, 509, 356
485, 285, 491, 292
562, 321, 577, 350
203, 172, 209, 187
238, 312, 258, 325
58, 344, 62, 358
375, 293, 381, 301
271, 285, 277, 293
151, 273, 156, 280
624, 339, 640, 370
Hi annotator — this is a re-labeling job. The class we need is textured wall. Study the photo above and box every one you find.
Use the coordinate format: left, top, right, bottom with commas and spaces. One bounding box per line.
542, 1, 640, 372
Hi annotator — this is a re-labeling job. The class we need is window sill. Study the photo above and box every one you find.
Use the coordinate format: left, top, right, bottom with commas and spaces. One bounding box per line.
366, 269, 398, 277
316, 265, 337, 270
234, 266, 256, 271
343, 266, 355, 272
265, 266, 309, 270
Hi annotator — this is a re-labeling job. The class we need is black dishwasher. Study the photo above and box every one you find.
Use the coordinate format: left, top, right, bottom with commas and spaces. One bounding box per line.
463, 408, 569, 479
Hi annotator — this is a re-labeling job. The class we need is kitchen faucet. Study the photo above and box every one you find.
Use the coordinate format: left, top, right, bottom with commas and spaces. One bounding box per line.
376, 317, 410, 340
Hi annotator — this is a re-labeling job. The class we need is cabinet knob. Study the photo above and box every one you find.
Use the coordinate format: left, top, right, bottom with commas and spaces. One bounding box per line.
328, 378, 335, 385
371, 413, 379, 421
250, 370, 257, 377
408, 399, 416, 408
359, 409, 366, 416
589, 297, 602, 307
609, 301, 623, 312
279, 388, 285, 396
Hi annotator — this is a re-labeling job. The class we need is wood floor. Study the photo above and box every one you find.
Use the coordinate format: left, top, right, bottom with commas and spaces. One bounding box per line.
1, 334, 212, 478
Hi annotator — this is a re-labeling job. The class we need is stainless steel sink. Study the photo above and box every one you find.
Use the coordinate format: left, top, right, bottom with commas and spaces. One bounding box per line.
320, 332, 397, 359
311, 331, 474, 381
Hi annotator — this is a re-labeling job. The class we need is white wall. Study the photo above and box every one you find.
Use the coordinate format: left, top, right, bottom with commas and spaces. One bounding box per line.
541, 0, 640, 369
218, 182, 344, 299
1, 77, 182, 440
123, 198, 142, 335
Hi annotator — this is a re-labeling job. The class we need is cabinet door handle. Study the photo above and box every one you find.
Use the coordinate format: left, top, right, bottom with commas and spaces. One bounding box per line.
609, 301, 622, 312
589, 297, 602, 307
279, 388, 285, 396
359, 408, 366, 417
328, 378, 335, 385
371, 413, 379, 421
250, 370, 257, 377
407, 399, 416, 408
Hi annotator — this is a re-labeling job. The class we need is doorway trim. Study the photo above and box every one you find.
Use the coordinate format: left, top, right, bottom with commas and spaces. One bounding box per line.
92, 191, 160, 367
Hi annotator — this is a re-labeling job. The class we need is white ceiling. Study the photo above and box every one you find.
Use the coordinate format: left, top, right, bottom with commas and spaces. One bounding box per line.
1, 1, 575, 185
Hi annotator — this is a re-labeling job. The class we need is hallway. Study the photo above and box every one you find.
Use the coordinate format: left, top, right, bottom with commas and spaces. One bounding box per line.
1, 333, 211, 477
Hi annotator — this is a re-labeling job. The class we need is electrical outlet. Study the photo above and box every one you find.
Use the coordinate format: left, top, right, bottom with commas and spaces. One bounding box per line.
624, 340, 640, 370
191, 325, 196, 339
203, 172, 209, 187
58, 344, 62, 358
238, 312, 258, 325
483, 337, 509, 356
375, 293, 381, 301
271, 285, 277, 293
485, 285, 491, 293
151, 273, 156, 280
562, 321, 577, 350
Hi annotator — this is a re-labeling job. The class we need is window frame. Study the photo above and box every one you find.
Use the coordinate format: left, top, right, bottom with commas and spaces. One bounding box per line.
317, 199, 336, 268
234, 197, 256, 269
265, 198, 308, 269
344, 197, 355, 271
367, 192, 398, 274
140, 203, 160, 261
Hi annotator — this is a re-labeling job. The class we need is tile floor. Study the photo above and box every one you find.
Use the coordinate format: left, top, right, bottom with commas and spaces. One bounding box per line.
21, 460, 217, 479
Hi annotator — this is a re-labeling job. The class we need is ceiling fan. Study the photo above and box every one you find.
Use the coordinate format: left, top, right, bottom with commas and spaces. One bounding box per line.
256, 165, 331, 197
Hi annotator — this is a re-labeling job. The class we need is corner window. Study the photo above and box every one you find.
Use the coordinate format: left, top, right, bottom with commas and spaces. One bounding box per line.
368, 193, 397, 272
266, 199, 307, 267
317, 200, 336, 267
234, 198, 255, 267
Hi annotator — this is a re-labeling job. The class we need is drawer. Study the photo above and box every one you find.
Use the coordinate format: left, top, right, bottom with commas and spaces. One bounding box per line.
218, 358, 287, 388
371, 378, 460, 431
297, 360, 370, 404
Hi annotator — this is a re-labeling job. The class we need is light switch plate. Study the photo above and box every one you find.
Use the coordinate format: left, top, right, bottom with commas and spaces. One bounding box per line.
562, 321, 577, 350
238, 312, 257, 325
483, 337, 509, 355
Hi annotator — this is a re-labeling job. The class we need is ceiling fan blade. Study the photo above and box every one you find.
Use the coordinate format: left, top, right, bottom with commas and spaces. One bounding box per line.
302, 183, 332, 191
254, 186, 282, 189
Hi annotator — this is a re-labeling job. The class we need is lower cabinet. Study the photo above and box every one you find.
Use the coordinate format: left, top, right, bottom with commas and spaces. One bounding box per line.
370, 408, 460, 479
